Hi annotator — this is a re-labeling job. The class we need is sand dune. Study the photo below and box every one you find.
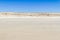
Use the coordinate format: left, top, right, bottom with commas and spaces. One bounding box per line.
0, 17, 60, 40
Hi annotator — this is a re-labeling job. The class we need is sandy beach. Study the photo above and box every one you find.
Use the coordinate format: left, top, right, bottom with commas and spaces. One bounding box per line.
0, 16, 60, 40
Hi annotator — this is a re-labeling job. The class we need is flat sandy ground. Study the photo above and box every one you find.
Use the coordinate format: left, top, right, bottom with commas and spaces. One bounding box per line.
0, 17, 60, 40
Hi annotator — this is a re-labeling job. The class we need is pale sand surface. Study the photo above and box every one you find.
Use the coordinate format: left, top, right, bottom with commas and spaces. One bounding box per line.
0, 17, 60, 40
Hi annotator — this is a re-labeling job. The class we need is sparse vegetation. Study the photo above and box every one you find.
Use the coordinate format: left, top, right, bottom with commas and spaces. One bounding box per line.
0, 12, 60, 16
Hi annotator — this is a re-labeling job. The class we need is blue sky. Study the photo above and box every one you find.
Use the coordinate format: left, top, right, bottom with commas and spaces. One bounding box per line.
0, 0, 60, 12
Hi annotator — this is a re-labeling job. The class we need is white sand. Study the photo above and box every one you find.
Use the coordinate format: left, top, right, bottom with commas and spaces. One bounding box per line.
0, 16, 60, 40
